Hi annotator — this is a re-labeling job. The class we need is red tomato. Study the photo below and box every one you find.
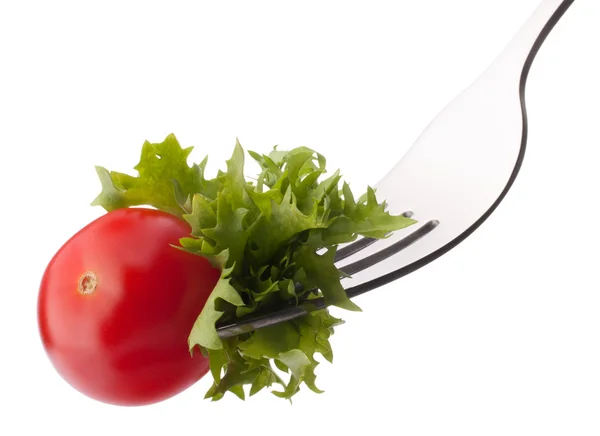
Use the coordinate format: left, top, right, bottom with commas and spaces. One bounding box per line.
38, 208, 220, 406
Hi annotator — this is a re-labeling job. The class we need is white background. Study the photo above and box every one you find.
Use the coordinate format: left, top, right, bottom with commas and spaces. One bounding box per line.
1, 0, 598, 434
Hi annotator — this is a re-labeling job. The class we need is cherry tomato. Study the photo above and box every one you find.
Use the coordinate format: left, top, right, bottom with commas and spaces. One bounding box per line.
38, 208, 220, 406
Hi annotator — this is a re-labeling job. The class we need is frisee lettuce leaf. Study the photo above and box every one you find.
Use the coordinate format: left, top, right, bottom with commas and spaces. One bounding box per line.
92, 133, 416, 401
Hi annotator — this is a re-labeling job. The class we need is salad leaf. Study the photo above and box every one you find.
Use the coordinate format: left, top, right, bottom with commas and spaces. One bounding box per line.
92, 133, 209, 217
93, 133, 416, 401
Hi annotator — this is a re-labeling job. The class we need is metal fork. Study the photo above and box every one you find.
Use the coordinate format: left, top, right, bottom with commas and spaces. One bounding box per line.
217, 0, 577, 338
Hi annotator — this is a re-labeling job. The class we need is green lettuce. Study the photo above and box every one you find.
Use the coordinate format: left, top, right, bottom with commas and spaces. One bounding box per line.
92, 133, 416, 401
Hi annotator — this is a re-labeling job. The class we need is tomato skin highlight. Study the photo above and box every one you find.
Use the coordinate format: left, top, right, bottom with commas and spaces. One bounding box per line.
38, 208, 220, 406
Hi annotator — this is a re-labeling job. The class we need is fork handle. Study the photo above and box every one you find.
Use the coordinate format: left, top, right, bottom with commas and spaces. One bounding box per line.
488, 0, 575, 80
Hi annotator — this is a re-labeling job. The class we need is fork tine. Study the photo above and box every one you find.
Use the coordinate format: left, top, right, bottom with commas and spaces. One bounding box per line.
217, 302, 323, 339
338, 219, 440, 277
334, 236, 379, 263
333, 211, 415, 262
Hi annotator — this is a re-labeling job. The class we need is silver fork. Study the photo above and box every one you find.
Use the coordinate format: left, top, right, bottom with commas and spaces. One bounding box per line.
217, 0, 577, 338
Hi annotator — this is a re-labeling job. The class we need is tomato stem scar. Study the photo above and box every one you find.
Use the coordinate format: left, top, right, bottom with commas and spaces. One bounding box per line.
78, 271, 97, 295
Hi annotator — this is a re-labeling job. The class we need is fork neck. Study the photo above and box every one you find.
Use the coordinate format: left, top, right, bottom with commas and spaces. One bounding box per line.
486, 0, 575, 80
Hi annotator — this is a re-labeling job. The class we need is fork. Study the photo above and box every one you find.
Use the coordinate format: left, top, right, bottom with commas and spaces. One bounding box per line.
217, 0, 577, 338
